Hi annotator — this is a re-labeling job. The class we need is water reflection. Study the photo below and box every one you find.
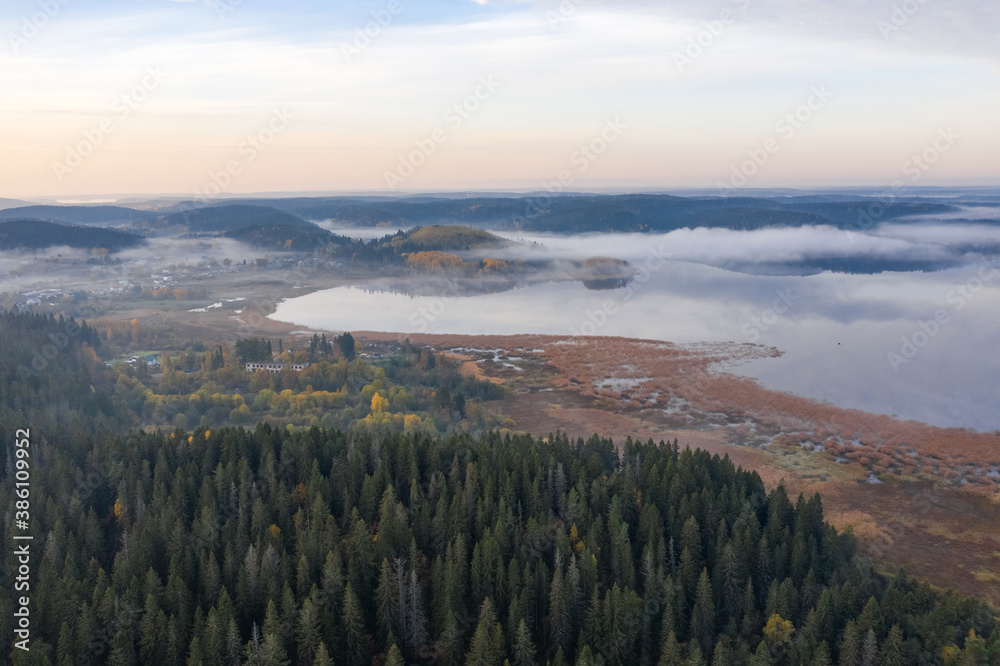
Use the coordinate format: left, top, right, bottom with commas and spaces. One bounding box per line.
270, 226, 1000, 431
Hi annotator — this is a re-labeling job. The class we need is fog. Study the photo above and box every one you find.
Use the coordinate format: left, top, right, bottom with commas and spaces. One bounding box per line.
492, 222, 998, 268
272, 226, 1000, 431
0, 236, 286, 301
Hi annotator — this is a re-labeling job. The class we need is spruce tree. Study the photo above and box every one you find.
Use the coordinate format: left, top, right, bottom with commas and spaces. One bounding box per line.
343, 583, 367, 666
385, 643, 405, 666
811, 642, 833, 666
658, 631, 683, 666
467, 598, 505, 666
438, 610, 464, 666
314, 641, 334, 666
839, 620, 861, 666
859, 628, 878, 666
690, 569, 716, 653
878, 626, 904, 666
514, 619, 536, 666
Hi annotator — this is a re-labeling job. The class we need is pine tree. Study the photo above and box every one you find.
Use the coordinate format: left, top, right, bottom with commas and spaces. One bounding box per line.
385, 643, 405, 666
343, 583, 367, 666
313, 642, 334, 666
856, 598, 884, 638
575, 645, 598, 666
751, 640, 773, 666
405, 568, 430, 651
438, 610, 464, 666
226, 619, 243, 666
839, 620, 861, 666
550, 564, 573, 654
960, 629, 988, 665
689, 569, 716, 653
710, 638, 731, 666
811, 642, 833, 666
296, 596, 322, 666
859, 628, 878, 666
658, 631, 683, 666
138, 594, 167, 663
513, 619, 536, 666
376, 559, 399, 648
466, 598, 505, 666
878, 626, 904, 666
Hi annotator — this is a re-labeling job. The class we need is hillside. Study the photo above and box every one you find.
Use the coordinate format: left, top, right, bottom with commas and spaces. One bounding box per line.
0, 219, 144, 251
381, 224, 509, 252
157, 204, 315, 233
0, 198, 32, 210
221, 223, 347, 250
0, 204, 154, 226
237, 194, 959, 234
1, 423, 997, 664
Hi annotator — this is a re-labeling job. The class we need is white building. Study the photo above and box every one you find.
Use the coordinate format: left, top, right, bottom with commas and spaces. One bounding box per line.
245, 362, 311, 374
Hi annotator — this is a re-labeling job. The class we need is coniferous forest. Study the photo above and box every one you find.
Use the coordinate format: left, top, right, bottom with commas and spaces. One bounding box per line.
2, 425, 999, 665
0, 312, 999, 665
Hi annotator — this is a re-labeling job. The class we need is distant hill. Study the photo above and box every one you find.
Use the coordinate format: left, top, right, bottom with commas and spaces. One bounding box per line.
157, 204, 315, 233
221, 223, 347, 250
0, 198, 32, 210
380, 225, 508, 252
0, 219, 144, 251
221, 194, 959, 233
0, 205, 153, 227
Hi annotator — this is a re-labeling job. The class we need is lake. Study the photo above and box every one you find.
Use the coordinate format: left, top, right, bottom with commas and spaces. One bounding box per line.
272, 224, 1000, 432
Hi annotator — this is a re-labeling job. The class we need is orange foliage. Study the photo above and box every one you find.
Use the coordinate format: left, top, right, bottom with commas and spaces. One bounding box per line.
405, 251, 468, 273
481, 258, 509, 273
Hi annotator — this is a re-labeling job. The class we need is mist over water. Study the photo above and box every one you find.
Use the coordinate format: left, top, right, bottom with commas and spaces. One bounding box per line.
271, 222, 1000, 432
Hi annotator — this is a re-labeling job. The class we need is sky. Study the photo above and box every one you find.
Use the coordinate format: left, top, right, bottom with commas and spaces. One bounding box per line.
1, 0, 998, 198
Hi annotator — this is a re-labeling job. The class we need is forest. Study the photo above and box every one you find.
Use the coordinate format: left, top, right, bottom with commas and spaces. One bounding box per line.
1, 314, 999, 665
1, 425, 998, 665
210, 194, 959, 234
0, 220, 144, 252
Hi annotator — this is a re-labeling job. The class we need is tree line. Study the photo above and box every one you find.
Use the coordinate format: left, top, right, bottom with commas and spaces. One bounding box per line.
1, 425, 997, 665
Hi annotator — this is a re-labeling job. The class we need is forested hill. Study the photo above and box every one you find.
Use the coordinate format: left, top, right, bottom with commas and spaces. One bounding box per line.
0, 205, 154, 227
0, 219, 144, 251
229, 194, 960, 234
157, 204, 319, 233
0, 311, 129, 435
1, 425, 996, 664
221, 223, 346, 251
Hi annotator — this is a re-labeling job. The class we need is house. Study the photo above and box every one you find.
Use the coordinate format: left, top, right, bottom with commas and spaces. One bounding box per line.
245, 362, 311, 374
128, 355, 161, 371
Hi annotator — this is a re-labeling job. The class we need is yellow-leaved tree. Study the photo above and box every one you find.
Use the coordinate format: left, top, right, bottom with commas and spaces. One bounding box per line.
371, 392, 389, 414
763, 614, 794, 647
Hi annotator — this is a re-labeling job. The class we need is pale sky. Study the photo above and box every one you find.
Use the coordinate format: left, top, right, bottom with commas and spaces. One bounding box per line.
1, 0, 998, 198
